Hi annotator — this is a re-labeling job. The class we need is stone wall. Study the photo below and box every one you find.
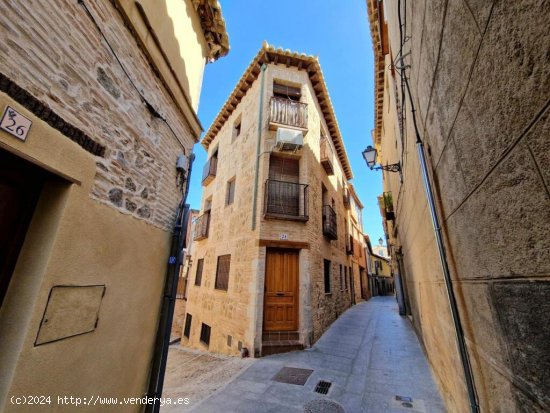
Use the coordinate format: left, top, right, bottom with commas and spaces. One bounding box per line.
0, 0, 197, 231
375, 1, 550, 412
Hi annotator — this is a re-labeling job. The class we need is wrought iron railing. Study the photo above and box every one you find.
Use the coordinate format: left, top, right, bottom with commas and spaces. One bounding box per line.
269, 97, 308, 129
320, 137, 335, 175
322, 205, 337, 240
202, 157, 217, 185
193, 211, 210, 240
264, 179, 309, 221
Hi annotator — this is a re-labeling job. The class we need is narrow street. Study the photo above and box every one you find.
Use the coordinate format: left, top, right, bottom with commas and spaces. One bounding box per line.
179, 297, 445, 413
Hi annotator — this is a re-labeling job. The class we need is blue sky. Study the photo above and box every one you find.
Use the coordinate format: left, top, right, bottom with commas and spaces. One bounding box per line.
189, 0, 384, 241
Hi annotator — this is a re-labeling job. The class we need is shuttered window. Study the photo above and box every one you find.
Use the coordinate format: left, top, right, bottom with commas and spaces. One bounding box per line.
215, 254, 231, 291
194, 258, 204, 286
183, 314, 192, 338
226, 178, 236, 205
200, 323, 211, 346
324, 259, 331, 293
273, 82, 301, 101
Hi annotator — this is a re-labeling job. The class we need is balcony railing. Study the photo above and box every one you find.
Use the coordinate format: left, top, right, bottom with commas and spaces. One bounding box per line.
383, 191, 395, 221
193, 211, 210, 241
322, 205, 337, 240
202, 157, 217, 186
320, 137, 335, 175
264, 179, 309, 221
345, 234, 353, 255
269, 97, 308, 130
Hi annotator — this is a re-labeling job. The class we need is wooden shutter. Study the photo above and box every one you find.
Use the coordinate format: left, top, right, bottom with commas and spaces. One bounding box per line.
194, 258, 204, 286
215, 254, 231, 290
269, 156, 299, 183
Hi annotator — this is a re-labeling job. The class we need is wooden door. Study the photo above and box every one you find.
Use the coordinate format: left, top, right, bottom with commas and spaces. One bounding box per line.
0, 149, 47, 306
263, 249, 299, 331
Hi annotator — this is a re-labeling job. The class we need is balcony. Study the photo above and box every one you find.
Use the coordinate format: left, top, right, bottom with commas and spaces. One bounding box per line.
269, 97, 308, 131
320, 137, 335, 175
202, 157, 217, 186
193, 211, 210, 241
322, 205, 337, 240
383, 191, 395, 221
264, 179, 309, 222
345, 234, 353, 255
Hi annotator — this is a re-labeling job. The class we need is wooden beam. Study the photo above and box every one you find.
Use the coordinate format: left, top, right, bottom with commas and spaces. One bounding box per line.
258, 239, 310, 249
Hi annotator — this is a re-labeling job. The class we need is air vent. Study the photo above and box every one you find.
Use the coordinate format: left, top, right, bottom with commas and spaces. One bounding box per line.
314, 380, 332, 395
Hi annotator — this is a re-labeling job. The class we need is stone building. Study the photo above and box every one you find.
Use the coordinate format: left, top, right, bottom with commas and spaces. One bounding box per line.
0, 0, 227, 410
367, 0, 549, 412
183, 43, 361, 357
345, 184, 370, 302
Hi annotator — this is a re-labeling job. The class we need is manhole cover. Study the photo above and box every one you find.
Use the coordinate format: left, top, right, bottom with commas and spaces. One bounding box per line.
272, 367, 314, 386
304, 399, 346, 413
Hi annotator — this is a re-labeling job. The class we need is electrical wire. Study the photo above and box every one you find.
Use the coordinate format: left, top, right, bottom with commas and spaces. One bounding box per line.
78, 0, 185, 152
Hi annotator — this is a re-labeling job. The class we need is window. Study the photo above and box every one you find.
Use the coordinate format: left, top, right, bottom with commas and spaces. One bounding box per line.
215, 254, 231, 291
226, 178, 236, 205
348, 266, 353, 290
344, 266, 348, 290
183, 314, 192, 338
340, 264, 344, 290
194, 258, 204, 286
232, 117, 241, 141
324, 259, 331, 294
200, 323, 211, 346
273, 82, 301, 101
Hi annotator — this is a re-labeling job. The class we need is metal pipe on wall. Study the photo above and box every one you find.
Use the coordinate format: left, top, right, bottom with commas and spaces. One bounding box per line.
251, 63, 267, 230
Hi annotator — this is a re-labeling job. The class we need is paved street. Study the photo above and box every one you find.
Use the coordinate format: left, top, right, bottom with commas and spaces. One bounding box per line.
189, 296, 446, 413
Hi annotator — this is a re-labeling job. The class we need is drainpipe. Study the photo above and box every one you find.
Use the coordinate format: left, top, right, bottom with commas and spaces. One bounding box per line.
145, 153, 194, 413
251, 63, 267, 230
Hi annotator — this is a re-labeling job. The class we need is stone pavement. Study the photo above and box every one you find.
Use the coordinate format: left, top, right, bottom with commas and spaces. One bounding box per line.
189, 296, 446, 413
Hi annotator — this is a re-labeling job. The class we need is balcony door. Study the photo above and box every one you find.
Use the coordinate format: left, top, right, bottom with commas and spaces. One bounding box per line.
263, 249, 299, 331
268, 156, 299, 216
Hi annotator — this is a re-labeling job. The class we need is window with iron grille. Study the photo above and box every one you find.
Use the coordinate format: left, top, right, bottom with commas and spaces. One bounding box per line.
183, 314, 192, 338
226, 178, 236, 205
215, 254, 231, 291
200, 322, 211, 346
340, 264, 344, 290
194, 258, 204, 286
324, 259, 331, 293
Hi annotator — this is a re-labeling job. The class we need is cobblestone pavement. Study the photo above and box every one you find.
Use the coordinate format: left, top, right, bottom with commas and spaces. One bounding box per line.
171, 296, 446, 413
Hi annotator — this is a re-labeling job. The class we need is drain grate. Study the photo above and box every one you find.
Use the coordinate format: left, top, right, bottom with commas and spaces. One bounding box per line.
272, 367, 314, 386
314, 380, 332, 395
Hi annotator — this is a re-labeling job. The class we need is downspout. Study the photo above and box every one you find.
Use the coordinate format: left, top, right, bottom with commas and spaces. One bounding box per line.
146, 153, 194, 413
395, 1, 479, 410
251, 63, 267, 230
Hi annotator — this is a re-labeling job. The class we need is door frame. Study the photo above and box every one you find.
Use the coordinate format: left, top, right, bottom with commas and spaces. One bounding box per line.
262, 247, 300, 332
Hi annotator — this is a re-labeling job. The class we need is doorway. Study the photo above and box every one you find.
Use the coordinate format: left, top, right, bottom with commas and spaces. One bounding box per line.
0, 149, 49, 306
263, 249, 299, 331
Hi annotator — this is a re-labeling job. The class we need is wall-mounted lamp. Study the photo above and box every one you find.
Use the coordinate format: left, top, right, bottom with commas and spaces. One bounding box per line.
362, 145, 401, 173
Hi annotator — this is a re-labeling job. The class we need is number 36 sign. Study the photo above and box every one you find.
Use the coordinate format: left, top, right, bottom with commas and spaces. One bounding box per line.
1, 106, 32, 142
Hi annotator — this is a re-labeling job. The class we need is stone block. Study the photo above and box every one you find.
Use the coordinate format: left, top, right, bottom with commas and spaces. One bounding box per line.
490, 281, 550, 410
453, 0, 550, 189
445, 144, 550, 280
425, 0, 481, 162
525, 106, 550, 192
434, 137, 469, 218
416, 0, 447, 122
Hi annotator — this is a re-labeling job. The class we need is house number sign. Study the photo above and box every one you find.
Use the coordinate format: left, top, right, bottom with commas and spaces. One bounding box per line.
280, 233, 289, 240
1, 106, 32, 142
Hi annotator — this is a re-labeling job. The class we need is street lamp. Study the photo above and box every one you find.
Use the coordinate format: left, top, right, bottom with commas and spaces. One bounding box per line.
362, 145, 401, 173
